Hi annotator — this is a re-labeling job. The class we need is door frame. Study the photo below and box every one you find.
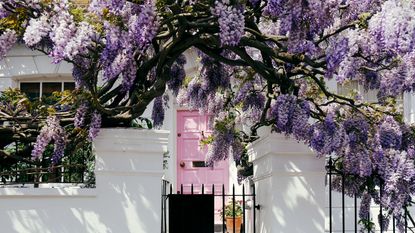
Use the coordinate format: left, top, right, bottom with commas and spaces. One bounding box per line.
175, 109, 230, 194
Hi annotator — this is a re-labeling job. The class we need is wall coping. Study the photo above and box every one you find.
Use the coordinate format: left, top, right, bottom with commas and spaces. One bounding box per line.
247, 129, 314, 162
96, 128, 170, 142
0, 187, 97, 198
94, 128, 169, 154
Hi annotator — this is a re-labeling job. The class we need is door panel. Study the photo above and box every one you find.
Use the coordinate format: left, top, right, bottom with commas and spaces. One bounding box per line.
177, 110, 229, 222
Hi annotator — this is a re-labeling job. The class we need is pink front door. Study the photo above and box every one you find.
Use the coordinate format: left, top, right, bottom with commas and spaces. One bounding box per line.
177, 110, 229, 195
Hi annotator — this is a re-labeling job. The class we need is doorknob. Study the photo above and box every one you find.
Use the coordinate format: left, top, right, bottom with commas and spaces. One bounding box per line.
180, 161, 185, 168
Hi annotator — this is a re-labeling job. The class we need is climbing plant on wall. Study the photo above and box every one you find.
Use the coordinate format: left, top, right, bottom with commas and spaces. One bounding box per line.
1, 0, 415, 230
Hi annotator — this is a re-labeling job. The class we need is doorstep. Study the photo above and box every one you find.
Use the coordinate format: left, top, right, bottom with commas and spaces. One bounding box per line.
214, 224, 223, 232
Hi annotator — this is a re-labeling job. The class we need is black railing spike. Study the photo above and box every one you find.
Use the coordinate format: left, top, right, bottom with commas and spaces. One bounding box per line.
253, 182, 257, 233
161, 181, 163, 233
405, 208, 408, 233
380, 182, 383, 233
342, 174, 345, 233
191, 183, 194, 195
367, 207, 370, 233
160, 182, 258, 233
233, 184, 236, 233
222, 184, 226, 233
242, 184, 246, 233
354, 195, 357, 233
329, 156, 333, 233
164, 182, 168, 233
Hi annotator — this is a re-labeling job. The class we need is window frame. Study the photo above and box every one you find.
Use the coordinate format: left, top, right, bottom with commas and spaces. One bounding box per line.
13, 75, 75, 100
337, 80, 379, 103
337, 80, 404, 112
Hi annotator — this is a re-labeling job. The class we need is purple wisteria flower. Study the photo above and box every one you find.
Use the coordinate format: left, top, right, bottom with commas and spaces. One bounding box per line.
200, 54, 230, 91
377, 116, 402, 150
326, 38, 349, 79
72, 57, 89, 89
264, 0, 283, 18
212, 0, 245, 46
291, 100, 312, 141
151, 96, 165, 129
205, 129, 235, 167
88, 111, 102, 141
343, 116, 370, 148
359, 192, 371, 220
310, 113, 347, 156
270, 94, 297, 133
231, 140, 244, 162
344, 148, 373, 177
3, 1, 415, 230
167, 55, 187, 96
381, 150, 415, 216
32, 116, 66, 164
121, 59, 137, 92
128, 0, 159, 52
270, 94, 312, 141
23, 14, 50, 47
51, 132, 66, 165
88, 0, 126, 14
74, 103, 89, 128
0, 2, 9, 18
104, 49, 131, 80
0, 30, 17, 59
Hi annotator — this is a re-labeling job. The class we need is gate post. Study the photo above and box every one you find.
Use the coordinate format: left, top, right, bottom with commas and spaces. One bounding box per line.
248, 127, 325, 233
94, 128, 168, 233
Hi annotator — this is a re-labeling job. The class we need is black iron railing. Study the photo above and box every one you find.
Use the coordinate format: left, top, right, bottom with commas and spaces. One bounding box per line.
0, 140, 95, 187
161, 179, 170, 233
327, 157, 414, 233
161, 182, 258, 233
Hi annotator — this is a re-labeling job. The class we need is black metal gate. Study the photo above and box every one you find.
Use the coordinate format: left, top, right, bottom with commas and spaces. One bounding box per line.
169, 194, 214, 233
161, 181, 258, 233
326, 157, 415, 233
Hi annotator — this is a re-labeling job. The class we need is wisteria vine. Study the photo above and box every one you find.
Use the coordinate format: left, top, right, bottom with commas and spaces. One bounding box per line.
1, 0, 415, 231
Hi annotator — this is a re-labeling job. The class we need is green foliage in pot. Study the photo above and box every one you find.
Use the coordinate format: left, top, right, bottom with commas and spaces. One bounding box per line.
222, 200, 243, 218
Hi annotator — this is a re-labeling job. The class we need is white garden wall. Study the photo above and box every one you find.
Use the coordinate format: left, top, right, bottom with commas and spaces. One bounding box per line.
0, 128, 168, 233
1, 45, 414, 233
248, 127, 414, 233
248, 128, 326, 233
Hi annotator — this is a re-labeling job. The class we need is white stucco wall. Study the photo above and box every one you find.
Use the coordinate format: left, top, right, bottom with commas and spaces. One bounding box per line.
248, 128, 326, 233
0, 45, 73, 92
0, 129, 167, 233
2, 45, 414, 233
248, 127, 415, 233
0, 77, 12, 91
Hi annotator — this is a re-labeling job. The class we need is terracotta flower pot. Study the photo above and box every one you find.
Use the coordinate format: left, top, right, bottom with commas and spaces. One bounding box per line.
225, 216, 243, 233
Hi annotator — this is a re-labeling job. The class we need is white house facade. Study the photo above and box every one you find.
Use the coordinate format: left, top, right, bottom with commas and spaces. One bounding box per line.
0, 46, 414, 233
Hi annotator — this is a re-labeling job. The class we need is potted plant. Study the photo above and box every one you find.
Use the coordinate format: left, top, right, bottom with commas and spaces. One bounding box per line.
222, 200, 243, 233
2, 2, 415, 230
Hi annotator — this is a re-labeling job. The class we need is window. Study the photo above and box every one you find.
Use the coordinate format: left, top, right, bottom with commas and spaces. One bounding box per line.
337, 80, 378, 103
20, 82, 75, 101
337, 80, 403, 111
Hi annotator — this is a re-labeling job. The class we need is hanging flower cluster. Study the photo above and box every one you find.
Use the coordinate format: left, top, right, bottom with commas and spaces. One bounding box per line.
212, 0, 245, 46
2, 1, 415, 231
32, 116, 66, 165
0, 30, 17, 59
